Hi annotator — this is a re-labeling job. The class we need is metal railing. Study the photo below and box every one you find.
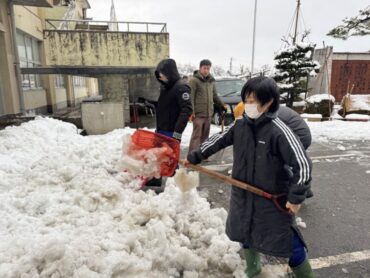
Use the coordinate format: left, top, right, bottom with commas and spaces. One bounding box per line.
45, 19, 167, 33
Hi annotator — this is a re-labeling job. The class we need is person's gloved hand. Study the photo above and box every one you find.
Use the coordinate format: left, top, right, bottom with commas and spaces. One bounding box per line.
187, 150, 203, 165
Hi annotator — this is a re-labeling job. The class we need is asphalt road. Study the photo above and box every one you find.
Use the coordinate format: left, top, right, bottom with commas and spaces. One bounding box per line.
180, 139, 370, 278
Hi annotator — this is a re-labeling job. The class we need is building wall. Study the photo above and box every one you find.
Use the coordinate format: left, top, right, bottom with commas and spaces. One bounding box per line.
44, 31, 170, 67
127, 71, 159, 102
0, 0, 21, 116
55, 87, 67, 109
14, 6, 43, 41
23, 89, 47, 111
0, 32, 6, 116
331, 53, 370, 101
98, 73, 159, 123
43, 5, 68, 21
74, 86, 88, 102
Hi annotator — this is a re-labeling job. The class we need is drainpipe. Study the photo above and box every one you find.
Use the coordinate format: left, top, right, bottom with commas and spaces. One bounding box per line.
7, 0, 25, 115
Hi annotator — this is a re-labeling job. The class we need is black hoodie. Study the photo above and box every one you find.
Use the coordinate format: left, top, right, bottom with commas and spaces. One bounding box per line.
155, 59, 193, 140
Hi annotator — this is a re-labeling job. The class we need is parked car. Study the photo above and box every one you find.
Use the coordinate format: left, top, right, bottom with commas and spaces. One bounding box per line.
213, 78, 245, 125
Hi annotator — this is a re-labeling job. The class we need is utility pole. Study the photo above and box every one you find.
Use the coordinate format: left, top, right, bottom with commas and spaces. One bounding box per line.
292, 0, 301, 45
251, 0, 258, 76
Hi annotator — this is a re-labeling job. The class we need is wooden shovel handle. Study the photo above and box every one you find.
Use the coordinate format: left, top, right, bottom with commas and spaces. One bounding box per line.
179, 160, 271, 199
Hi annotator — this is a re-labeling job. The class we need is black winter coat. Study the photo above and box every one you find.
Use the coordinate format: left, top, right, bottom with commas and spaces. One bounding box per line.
155, 59, 193, 139
189, 113, 312, 257
277, 106, 312, 150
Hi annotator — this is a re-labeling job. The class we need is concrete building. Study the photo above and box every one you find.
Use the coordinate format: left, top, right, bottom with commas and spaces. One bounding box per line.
1, 0, 170, 127
0, 0, 99, 116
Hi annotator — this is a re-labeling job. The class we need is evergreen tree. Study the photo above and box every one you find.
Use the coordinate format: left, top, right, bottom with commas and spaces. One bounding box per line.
327, 6, 370, 39
273, 42, 320, 108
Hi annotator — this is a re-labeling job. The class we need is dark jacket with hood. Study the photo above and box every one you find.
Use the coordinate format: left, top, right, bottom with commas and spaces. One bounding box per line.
188, 112, 312, 258
155, 59, 193, 140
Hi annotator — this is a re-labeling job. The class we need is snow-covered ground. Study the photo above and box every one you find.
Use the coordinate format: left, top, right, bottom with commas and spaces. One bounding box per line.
306, 120, 370, 143
0, 118, 244, 278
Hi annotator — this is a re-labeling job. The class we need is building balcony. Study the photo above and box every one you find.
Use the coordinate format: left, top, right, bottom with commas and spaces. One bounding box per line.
43, 19, 169, 68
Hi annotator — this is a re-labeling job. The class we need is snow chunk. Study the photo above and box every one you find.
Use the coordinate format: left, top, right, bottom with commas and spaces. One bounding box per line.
174, 168, 199, 193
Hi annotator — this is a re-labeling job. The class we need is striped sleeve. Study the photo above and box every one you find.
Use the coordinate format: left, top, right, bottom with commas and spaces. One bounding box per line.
273, 118, 311, 186
199, 122, 235, 157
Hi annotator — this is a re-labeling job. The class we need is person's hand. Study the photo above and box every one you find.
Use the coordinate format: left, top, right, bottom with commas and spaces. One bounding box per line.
182, 159, 190, 166
189, 113, 195, 121
187, 151, 203, 165
286, 202, 301, 214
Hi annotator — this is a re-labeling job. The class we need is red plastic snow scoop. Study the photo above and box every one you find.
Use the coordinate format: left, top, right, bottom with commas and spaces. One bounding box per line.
129, 129, 180, 177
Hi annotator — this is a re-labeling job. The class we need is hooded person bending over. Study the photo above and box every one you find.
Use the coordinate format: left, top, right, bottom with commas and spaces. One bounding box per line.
186, 77, 314, 278
145, 59, 193, 188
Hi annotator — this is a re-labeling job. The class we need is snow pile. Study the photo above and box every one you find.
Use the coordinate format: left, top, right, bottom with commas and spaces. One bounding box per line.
307, 120, 370, 142
174, 168, 199, 193
0, 117, 245, 277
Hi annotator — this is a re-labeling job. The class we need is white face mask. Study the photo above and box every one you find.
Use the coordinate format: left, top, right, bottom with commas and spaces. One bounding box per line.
245, 103, 263, 119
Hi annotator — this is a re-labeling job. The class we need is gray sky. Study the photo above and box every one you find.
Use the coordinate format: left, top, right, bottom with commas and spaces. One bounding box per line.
87, 0, 370, 70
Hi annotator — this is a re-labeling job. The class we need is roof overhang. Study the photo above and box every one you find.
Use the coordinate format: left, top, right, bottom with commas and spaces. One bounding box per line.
12, 0, 53, 7
21, 66, 154, 76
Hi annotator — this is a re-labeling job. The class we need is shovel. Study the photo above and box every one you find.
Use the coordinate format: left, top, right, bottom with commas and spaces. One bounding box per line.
179, 160, 293, 215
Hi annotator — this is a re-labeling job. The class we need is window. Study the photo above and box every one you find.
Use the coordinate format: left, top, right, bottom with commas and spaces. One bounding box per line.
16, 31, 42, 90
55, 75, 65, 88
73, 76, 86, 87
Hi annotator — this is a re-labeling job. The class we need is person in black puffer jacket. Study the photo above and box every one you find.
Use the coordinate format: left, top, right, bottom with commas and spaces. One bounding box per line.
145, 59, 193, 188
187, 77, 314, 278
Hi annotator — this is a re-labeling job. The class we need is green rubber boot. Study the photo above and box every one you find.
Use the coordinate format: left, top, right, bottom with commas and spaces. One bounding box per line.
243, 249, 262, 278
292, 259, 315, 278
